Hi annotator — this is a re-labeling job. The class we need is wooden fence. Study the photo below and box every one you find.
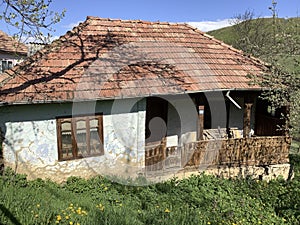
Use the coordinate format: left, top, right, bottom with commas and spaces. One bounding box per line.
145, 136, 291, 172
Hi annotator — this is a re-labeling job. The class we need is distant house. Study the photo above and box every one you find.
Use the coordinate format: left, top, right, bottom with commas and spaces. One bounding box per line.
0, 30, 27, 74
0, 17, 291, 182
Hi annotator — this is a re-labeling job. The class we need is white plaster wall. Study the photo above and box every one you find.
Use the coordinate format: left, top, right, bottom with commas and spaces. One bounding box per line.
228, 96, 244, 129
166, 96, 198, 147
4, 120, 58, 167
0, 99, 146, 182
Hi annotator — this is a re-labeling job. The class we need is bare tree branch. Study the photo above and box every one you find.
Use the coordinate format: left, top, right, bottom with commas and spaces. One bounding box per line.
0, 0, 65, 43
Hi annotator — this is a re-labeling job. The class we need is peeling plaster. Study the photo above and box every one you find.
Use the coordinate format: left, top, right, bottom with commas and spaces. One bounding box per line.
1, 99, 146, 182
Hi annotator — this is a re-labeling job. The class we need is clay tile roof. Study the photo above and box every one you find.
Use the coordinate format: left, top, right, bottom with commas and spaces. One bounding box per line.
0, 30, 28, 55
0, 16, 268, 105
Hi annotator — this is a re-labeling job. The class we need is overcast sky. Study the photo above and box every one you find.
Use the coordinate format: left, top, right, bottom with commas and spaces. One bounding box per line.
1, 0, 299, 38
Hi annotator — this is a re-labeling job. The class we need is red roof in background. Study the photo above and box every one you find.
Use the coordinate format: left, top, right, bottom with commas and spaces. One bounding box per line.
0, 30, 28, 55
0, 16, 267, 105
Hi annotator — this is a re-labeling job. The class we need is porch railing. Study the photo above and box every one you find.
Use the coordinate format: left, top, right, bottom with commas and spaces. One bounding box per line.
145, 136, 291, 172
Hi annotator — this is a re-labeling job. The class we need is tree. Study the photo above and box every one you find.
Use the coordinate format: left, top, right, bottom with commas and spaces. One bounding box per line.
231, 1, 300, 140
230, 10, 272, 58
0, 0, 65, 42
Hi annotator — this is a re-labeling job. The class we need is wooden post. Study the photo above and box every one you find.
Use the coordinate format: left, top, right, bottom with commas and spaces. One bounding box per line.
197, 105, 205, 140
161, 137, 167, 170
225, 99, 232, 138
161, 137, 167, 159
281, 105, 290, 137
243, 103, 253, 138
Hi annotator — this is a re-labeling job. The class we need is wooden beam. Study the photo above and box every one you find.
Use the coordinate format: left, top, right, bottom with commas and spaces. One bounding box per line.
197, 105, 205, 140
225, 99, 232, 138
243, 103, 253, 138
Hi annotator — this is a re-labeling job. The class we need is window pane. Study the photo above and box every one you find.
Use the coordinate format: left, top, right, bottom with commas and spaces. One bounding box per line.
8, 61, 13, 69
61, 121, 73, 158
76, 119, 87, 156
2, 61, 8, 71
57, 115, 103, 161
89, 119, 102, 154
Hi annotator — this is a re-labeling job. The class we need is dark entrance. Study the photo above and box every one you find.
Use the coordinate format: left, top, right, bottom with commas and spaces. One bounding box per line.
145, 97, 168, 145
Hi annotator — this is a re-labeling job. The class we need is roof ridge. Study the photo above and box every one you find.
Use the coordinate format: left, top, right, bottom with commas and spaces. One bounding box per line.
85, 16, 178, 26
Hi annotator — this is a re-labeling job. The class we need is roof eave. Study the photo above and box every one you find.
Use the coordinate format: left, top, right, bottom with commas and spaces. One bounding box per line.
0, 87, 266, 106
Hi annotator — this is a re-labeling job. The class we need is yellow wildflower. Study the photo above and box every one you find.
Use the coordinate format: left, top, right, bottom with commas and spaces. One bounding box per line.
76, 208, 82, 214
65, 215, 70, 220
34, 214, 39, 218
207, 222, 211, 225
96, 204, 105, 211
164, 208, 171, 213
56, 215, 62, 221
36, 204, 40, 208
69, 222, 73, 225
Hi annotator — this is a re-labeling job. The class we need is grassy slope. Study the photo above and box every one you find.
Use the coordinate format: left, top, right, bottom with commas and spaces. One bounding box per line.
207, 18, 300, 47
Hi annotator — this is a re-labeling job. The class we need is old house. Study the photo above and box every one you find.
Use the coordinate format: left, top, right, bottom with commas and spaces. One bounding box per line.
0, 30, 27, 74
0, 17, 291, 182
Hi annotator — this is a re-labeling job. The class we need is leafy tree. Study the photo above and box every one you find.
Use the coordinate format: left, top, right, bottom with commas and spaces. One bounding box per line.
231, 1, 300, 140
0, 0, 65, 42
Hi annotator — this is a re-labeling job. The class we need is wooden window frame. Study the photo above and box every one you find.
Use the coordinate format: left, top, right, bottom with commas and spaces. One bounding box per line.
0, 60, 13, 73
57, 114, 104, 161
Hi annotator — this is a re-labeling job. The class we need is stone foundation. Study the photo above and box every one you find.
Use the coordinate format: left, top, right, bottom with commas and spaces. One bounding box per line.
146, 164, 293, 183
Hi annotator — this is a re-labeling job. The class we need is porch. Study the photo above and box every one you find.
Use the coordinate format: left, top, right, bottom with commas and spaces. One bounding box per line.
145, 136, 291, 175
144, 91, 291, 177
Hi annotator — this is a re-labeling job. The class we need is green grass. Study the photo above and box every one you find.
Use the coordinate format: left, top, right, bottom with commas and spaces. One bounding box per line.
1, 156, 300, 225
291, 140, 300, 154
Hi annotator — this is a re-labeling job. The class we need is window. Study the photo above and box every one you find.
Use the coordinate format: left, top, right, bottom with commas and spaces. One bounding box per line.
0, 60, 13, 73
57, 114, 104, 161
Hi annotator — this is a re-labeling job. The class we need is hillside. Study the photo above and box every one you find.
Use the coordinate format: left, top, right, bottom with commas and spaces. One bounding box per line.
207, 17, 300, 73
207, 17, 300, 49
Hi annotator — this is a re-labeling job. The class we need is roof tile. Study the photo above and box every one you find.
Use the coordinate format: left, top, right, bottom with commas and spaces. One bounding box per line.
0, 30, 27, 55
0, 16, 266, 104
